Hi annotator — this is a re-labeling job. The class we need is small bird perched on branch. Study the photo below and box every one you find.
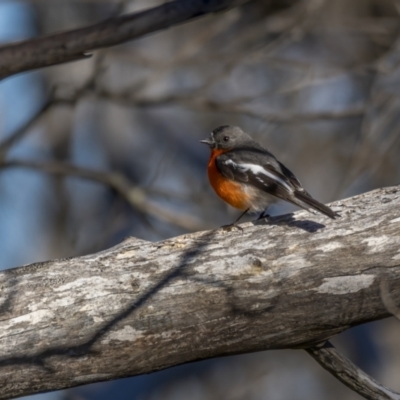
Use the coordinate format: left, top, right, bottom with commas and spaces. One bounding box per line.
200, 125, 337, 226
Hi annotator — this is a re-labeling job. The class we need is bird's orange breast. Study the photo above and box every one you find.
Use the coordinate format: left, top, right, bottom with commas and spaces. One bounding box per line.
207, 149, 250, 210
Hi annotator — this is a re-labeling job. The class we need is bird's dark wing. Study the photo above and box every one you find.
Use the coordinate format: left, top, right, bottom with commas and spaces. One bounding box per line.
277, 161, 303, 191
215, 150, 296, 201
216, 148, 337, 219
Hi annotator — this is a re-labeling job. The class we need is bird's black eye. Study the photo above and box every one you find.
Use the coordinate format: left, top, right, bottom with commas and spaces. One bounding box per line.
223, 136, 229, 142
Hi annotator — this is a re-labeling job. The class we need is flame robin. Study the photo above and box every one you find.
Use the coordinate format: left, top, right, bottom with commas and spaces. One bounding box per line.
200, 125, 337, 226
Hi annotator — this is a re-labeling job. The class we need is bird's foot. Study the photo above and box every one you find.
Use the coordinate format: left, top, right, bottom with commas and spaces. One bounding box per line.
220, 208, 249, 231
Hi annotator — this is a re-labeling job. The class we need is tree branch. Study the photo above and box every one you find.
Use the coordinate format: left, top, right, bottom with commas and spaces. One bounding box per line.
0, 98, 55, 157
0, 185, 399, 399
93, 87, 366, 123
0, 159, 205, 231
306, 341, 400, 400
0, 0, 250, 80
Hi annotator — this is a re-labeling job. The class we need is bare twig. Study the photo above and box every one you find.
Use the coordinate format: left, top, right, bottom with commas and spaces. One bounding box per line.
306, 341, 400, 400
0, 96, 83, 158
0, 99, 54, 157
333, 27, 400, 197
0, 55, 107, 156
0, 159, 204, 231
0, 0, 250, 80
92, 87, 366, 122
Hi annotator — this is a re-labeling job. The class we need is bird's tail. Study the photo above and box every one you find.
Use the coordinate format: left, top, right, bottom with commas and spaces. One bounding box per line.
293, 190, 338, 219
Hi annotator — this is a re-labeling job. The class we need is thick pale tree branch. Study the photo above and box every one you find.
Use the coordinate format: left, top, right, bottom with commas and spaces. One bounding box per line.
0, 185, 399, 398
0, 0, 251, 80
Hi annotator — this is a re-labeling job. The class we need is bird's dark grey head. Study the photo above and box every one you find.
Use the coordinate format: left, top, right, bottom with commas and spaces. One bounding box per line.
200, 125, 253, 150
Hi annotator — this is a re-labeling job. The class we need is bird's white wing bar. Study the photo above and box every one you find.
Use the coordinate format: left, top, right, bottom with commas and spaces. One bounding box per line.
224, 159, 294, 192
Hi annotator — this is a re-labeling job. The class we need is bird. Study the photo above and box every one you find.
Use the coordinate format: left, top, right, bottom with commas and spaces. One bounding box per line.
200, 125, 337, 227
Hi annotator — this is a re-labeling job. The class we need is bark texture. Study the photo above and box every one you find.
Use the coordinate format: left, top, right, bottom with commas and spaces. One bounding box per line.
0, 186, 400, 399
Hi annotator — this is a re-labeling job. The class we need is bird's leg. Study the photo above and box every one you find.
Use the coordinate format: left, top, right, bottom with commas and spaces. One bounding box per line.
257, 208, 270, 221
222, 208, 249, 231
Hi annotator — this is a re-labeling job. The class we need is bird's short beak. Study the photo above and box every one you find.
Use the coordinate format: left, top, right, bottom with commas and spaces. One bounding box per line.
200, 138, 214, 146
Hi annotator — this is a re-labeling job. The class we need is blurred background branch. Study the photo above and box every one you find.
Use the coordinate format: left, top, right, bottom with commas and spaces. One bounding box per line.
0, 159, 204, 230
0, 0, 251, 80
